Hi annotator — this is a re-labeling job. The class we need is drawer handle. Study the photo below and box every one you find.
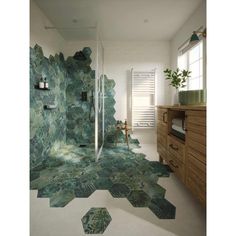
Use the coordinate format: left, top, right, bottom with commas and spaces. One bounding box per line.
162, 112, 167, 123
169, 160, 178, 168
169, 144, 178, 151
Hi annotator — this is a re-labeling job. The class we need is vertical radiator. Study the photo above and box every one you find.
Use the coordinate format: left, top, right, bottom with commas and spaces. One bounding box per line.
131, 69, 156, 128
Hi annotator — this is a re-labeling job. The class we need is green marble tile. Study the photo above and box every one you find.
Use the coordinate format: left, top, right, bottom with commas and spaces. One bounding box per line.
94, 177, 113, 190
50, 190, 75, 207
81, 208, 112, 234
148, 197, 176, 219
74, 177, 96, 198
127, 190, 151, 207
30, 45, 67, 169
30, 170, 40, 181
37, 183, 61, 198
109, 183, 131, 198
141, 182, 166, 199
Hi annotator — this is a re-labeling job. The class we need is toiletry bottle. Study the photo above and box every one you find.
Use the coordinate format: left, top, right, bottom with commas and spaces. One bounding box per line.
44, 77, 49, 89
39, 77, 44, 89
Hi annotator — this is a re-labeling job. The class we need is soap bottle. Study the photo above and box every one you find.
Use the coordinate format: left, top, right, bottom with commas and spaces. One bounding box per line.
44, 77, 49, 89
39, 77, 44, 89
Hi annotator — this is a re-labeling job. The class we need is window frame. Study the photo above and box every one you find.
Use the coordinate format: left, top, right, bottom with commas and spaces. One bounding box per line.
178, 36, 206, 91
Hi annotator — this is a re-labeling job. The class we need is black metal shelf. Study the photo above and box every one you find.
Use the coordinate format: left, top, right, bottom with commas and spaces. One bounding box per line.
34, 85, 50, 90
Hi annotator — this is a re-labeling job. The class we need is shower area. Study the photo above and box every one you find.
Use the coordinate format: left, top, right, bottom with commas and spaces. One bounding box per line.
65, 29, 105, 161
30, 26, 112, 171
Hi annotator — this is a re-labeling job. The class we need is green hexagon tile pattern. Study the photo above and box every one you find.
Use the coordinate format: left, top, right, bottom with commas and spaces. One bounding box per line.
30, 44, 176, 220
30, 45, 67, 169
81, 208, 112, 234
30, 143, 176, 219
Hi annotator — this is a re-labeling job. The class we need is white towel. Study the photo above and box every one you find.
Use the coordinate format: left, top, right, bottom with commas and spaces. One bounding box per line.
172, 118, 184, 127
172, 124, 185, 134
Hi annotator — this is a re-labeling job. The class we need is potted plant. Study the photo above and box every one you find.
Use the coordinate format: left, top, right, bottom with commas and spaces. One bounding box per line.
163, 68, 191, 105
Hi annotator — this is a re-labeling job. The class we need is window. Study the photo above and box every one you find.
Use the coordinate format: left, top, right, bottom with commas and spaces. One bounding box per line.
178, 40, 204, 91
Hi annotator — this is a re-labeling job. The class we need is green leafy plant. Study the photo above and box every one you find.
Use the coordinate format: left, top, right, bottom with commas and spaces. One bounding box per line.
164, 68, 191, 89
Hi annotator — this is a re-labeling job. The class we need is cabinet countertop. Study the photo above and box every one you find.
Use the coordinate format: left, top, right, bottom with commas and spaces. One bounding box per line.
157, 105, 206, 111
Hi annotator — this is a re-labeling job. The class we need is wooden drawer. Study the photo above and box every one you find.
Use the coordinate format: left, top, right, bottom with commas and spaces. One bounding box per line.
187, 122, 206, 135
157, 108, 168, 124
167, 135, 185, 163
186, 154, 206, 205
167, 152, 185, 183
187, 153, 206, 183
188, 130, 206, 145
188, 147, 206, 164
186, 174, 206, 205
186, 111, 206, 126
188, 139, 206, 156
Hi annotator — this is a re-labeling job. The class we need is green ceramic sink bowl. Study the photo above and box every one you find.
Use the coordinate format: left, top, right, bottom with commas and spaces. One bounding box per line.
178, 89, 206, 105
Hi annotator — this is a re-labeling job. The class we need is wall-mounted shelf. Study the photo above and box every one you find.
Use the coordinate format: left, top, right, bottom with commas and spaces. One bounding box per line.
44, 105, 57, 110
34, 85, 50, 90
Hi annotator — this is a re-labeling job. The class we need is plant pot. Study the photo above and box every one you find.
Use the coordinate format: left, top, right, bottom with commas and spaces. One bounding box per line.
178, 89, 206, 105
172, 89, 180, 106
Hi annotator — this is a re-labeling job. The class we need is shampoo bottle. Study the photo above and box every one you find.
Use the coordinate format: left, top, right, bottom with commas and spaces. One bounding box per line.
39, 77, 44, 89
44, 77, 49, 89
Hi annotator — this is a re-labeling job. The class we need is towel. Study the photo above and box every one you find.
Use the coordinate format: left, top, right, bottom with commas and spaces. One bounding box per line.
172, 118, 184, 127
172, 124, 185, 134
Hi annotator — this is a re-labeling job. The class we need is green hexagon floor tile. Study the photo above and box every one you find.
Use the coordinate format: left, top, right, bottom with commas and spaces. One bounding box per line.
30, 142, 175, 218
127, 190, 151, 207
148, 197, 176, 219
81, 207, 112, 234
94, 177, 113, 190
109, 183, 131, 198
50, 190, 75, 207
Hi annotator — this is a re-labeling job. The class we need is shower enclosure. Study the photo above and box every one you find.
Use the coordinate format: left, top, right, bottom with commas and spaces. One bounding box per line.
77, 25, 105, 161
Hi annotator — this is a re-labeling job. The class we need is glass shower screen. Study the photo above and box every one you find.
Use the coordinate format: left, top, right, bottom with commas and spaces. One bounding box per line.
95, 32, 104, 161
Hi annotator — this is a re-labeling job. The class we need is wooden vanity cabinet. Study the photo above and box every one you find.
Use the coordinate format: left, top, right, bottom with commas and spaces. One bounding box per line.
157, 107, 168, 162
185, 110, 206, 205
156, 105, 206, 206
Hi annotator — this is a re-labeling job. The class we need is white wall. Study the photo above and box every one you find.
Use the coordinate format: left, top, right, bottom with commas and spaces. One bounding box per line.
169, 0, 206, 103
30, 0, 65, 57
103, 41, 170, 122
31, 0, 206, 122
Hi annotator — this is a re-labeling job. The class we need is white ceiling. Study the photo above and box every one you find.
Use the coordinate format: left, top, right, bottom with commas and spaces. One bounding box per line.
34, 0, 204, 41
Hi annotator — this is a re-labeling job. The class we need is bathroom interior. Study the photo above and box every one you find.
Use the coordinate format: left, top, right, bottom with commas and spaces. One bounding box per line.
30, 0, 207, 235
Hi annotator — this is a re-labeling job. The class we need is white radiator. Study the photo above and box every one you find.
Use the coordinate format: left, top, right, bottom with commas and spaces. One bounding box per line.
131, 69, 156, 128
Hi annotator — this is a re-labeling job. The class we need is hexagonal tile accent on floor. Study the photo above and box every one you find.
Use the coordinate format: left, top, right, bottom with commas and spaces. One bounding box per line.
148, 197, 176, 219
31, 143, 176, 218
49, 190, 75, 207
127, 190, 151, 207
94, 177, 113, 190
81, 207, 112, 234
74, 181, 96, 198
109, 183, 130, 198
